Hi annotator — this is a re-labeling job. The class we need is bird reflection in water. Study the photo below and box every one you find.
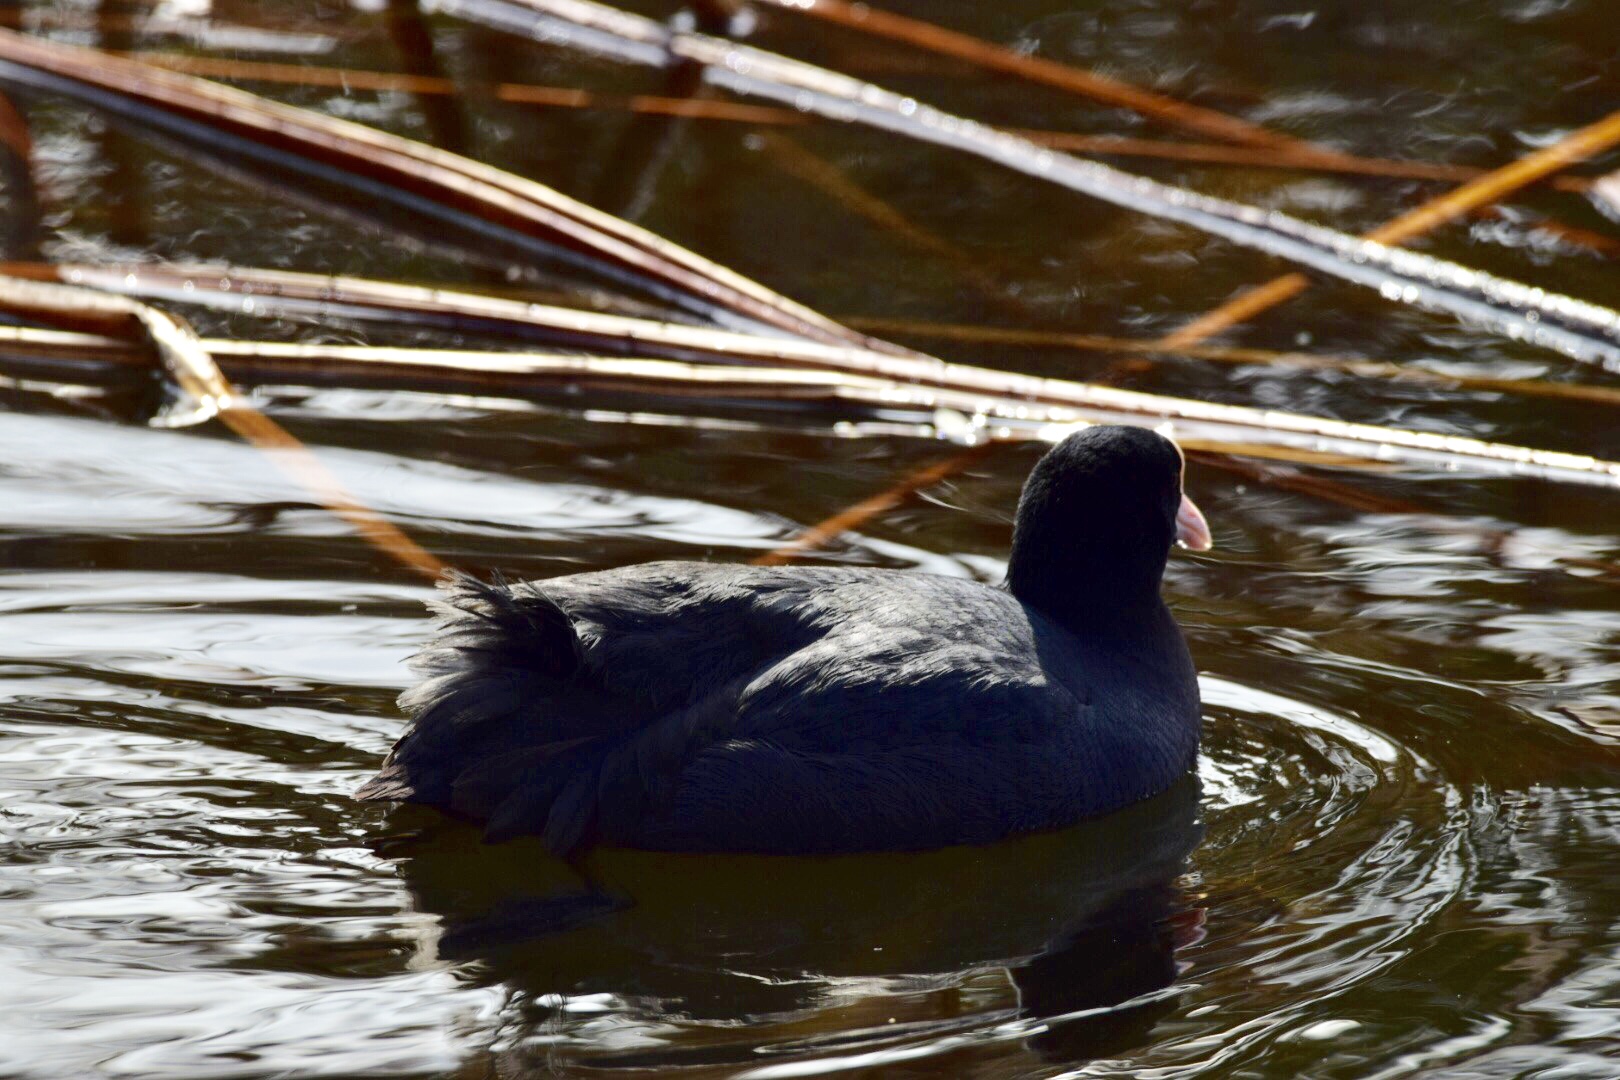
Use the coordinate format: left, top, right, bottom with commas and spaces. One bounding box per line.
374, 775, 1204, 1072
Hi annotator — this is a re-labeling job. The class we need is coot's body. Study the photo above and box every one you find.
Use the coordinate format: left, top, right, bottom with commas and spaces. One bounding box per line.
360, 426, 1209, 855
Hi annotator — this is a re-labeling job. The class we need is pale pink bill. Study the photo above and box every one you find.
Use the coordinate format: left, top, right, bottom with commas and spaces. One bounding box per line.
1176, 493, 1213, 551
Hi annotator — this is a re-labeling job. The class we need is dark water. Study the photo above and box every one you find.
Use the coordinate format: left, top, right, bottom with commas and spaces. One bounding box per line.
3, 0, 1620, 1076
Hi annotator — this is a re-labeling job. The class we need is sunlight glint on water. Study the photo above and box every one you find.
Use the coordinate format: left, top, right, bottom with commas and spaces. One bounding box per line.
2, 0, 1619, 1075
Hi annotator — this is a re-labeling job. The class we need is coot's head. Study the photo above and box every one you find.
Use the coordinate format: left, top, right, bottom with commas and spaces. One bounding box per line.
1006, 426, 1210, 620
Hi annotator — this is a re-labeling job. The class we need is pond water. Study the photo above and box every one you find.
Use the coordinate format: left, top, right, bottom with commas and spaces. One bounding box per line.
2, 0, 1619, 1076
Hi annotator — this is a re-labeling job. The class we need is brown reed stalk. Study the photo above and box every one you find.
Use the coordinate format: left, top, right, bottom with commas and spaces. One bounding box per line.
755, 133, 1025, 312
7, 319, 1620, 581
1159, 109, 1620, 348
13, 259, 1617, 487
756, 0, 1305, 150
756, 82, 1620, 562
753, 444, 997, 565
0, 274, 445, 579
471, 0, 1620, 366
11, 327, 1615, 426
845, 318, 1620, 408
125, 52, 1596, 195
0, 30, 910, 354
0, 7, 376, 48
755, 0, 1618, 272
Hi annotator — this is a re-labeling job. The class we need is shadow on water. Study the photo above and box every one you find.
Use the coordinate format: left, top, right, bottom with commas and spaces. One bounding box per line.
378, 775, 1204, 1071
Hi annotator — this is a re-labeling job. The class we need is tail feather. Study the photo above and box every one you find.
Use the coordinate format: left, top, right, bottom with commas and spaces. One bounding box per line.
353, 765, 416, 802
360, 570, 709, 857
358, 571, 586, 808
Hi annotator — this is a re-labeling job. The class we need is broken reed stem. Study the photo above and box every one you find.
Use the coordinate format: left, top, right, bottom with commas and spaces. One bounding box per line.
1187, 451, 1426, 515
755, 0, 1619, 273
753, 443, 997, 565
0, 31, 902, 355
758, 131, 974, 267
11, 322, 1616, 423
213, 406, 448, 580
0, 86, 32, 159
757, 0, 1303, 150
19, 326, 1610, 578
126, 51, 799, 124
757, 0, 1610, 198
0, 85, 41, 261
17, 260, 1620, 488
844, 317, 1620, 408
117, 51, 1619, 269
8, 324, 1616, 412
756, 132, 1025, 312
473, 0, 1620, 367
1160, 107, 1620, 348
123, 51, 1597, 194
0, 7, 372, 44
743, 81, 1620, 558
1188, 450, 1620, 579
24, 330, 1609, 578
12, 327, 1618, 578
0, 274, 444, 580
6, 324, 1619, 578
1367, 110, 1620, 247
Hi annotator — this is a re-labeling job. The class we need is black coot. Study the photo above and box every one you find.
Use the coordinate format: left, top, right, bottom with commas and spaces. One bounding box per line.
358, 425, 1212, 854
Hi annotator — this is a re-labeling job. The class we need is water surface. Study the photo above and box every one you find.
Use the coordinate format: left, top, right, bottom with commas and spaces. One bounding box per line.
2, 1, 1619, 1076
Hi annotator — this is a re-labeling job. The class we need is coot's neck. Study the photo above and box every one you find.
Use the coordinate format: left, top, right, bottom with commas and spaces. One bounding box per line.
1004, 523, 1170, 629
